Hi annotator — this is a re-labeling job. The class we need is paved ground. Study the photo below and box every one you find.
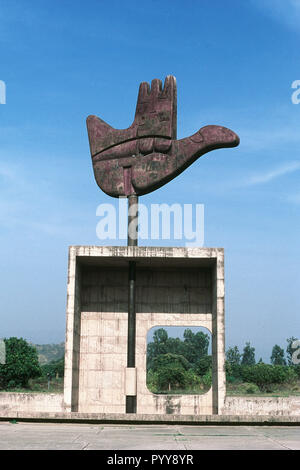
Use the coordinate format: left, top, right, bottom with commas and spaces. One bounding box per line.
0, 422, 300, 450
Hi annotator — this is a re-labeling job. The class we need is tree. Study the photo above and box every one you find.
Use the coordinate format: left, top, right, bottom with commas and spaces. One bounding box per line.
152, 353, 190, 373
157, 366, 187, 391
165, 336, 185, 356
241, 363, 297, 392
225, 346, 242, 381
226, 346, 241, 366
146, 327, 211, 392
241, 342, 255, 366
147, 328, 169, 371
0, 337, 42, 389
182, 329, 209, 365
41, 357, 64, 378
194, 355, 211, 376
270, 344, 286, 366
152, 353, 190, 391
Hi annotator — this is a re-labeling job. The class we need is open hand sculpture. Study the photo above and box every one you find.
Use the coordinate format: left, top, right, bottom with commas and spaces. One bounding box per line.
86, 76, 239, 197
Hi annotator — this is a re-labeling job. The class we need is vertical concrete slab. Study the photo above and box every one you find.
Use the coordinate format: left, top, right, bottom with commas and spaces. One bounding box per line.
212, 249, 225, 414
64, 247, 82, 412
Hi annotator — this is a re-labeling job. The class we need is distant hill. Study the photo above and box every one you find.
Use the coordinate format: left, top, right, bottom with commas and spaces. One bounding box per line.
34, 342, 65, 364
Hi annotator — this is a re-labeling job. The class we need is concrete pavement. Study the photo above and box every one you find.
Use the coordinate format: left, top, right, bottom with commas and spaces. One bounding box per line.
0, 422, 300, 450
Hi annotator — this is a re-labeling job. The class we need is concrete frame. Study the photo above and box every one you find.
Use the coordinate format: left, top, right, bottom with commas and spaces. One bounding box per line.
64, 246, 225, 415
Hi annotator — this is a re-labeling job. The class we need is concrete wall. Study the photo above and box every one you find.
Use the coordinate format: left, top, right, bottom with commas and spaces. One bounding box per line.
79, 311, 128, 413
0, 393, 299, 417
64, 246, 226, 415
0, 393, 64, 413
224, 396, 300, 416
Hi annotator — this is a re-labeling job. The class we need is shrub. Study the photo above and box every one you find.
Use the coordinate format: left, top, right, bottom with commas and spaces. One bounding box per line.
41, 357, 64, 378
235, 382, 260, 394
0, 337, 42, 389
294, 364, 300, 379
185, 369, 201, 388
241, 363, 297, 391
156, 365, 188, 391
194, 356, 211, 376
201, 369, 212, 387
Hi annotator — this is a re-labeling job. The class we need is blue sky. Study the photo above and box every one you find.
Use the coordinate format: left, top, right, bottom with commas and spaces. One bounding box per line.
0, 0, 300, 362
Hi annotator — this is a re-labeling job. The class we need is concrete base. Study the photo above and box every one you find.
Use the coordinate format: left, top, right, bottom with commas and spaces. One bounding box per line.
0, 411, 300, 426
64, 246, 225, 415
1, 393, 299, 419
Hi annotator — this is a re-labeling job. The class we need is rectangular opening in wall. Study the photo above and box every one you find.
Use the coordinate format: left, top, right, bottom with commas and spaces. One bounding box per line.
146, 326, 212, 395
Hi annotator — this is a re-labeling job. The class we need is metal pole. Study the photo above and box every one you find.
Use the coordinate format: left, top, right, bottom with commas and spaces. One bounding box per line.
127, 194, 138, 247
126, 194, 138, 413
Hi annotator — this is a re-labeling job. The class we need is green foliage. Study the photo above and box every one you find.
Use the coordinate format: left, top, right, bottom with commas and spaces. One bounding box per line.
294, 364, 300, 379
193, 355, 211, 376
151, 353, 189, 391
146, 328, 212, 393
147, 327, 210, 373
0, 337, 42, 389
147, 328, 170, 371
165, 337, 185, 356
41, 357, 64, 378
235, 382, 260, 394
147, 363, 212, 394
146, 369, 159, 393
241, 342, 256, 366
226, 346, 241, 366
184, 369, 201, 388
225, 360, 243, 381
271, 344, 286, 366
241, 363, 297, 391
152, 353, 189, 372
156, 365, 188, 391
147, 331, 300, 396
182, 329, 209, 364
202, 368, 212, 387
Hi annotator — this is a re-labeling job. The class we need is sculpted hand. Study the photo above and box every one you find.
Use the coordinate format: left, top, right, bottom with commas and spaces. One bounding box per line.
87, 76, 239, 197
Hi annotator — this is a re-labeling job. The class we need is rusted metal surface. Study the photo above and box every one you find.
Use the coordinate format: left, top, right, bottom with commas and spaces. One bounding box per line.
86, 75, 239, 198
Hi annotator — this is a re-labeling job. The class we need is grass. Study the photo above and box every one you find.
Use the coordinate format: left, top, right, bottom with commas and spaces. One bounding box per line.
0, 377, 64, 394
2, 378, 300, 397
226, 380, 300, 397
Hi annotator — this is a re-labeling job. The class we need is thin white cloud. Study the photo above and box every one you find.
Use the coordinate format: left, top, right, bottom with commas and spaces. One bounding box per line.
245, 161, 300, 186
252, 0, 300, 33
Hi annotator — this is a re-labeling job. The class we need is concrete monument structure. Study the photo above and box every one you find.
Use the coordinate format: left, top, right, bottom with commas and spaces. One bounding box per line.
1, 76, 300, 423
64, 75, 239, 415
64, 246, 225, 415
